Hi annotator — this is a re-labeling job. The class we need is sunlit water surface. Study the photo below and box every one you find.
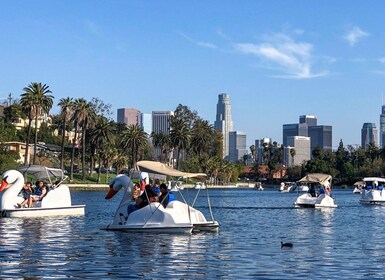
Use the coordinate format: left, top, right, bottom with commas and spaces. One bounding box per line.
0, 188, 384, 279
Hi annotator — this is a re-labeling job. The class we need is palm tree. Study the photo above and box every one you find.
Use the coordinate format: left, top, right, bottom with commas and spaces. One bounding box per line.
58, 97, 74, 170
290, 148, 296, 167
170, 118, 190, 169
121, 124, 148, 167
21, 83, 54, 164
191, 119, 213, 159
20, 92, 35, 164
89, 117, 115, 175
75, 99, 96, 181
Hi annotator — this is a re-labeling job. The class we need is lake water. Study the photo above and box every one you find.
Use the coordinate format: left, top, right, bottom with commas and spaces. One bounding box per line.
1, 188, 385, 279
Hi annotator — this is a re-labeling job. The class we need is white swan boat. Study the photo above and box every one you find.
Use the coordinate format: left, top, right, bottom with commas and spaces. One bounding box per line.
0, 165, 85, 218
359, 177, 385, 204
353, 180, 364, 194
294, 173, 337, 208
103, 160, 219, 233
194, 182, 206, 189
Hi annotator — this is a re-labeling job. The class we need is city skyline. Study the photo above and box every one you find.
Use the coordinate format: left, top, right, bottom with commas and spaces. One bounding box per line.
1, 1, 385, 148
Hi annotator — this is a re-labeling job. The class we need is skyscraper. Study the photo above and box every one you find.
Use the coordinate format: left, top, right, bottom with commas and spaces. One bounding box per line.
117, 108, 141, 126
361, 123, 378, 148
380, 105, 385, 148
214, 93, 234, 159
283, 115, 332, 153
152, 111, 174, 160
228, 131, 248, 163
284, 136, 311, 166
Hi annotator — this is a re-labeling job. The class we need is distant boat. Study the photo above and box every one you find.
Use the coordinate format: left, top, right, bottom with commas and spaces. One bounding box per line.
353, 180, 364, 194
359, 177, 385, 204
194, 182, 206, 190
255, 182, 264, 191
294, 173, 337, 208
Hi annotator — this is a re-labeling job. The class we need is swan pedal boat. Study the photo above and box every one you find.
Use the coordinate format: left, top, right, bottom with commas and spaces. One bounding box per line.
103, 161, 219, 234
294, 173, 337, 208
359, 177, 385, 205
0, 165, 85, 218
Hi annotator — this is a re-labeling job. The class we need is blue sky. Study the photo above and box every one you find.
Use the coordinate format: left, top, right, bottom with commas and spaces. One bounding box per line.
1, 1, 385, 149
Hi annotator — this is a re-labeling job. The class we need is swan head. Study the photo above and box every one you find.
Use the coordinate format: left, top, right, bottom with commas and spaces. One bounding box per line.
105, 174, 132, 199
0, 170, 23, 192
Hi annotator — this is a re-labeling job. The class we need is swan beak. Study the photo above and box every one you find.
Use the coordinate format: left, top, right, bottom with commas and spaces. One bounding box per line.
0, 179, 8, 192
105, 187, 118, 199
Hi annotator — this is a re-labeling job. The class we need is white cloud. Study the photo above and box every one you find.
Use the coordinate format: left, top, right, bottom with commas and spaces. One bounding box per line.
344, 26, 369, 46
180, 33, 217, 49
234, 33, 327, 79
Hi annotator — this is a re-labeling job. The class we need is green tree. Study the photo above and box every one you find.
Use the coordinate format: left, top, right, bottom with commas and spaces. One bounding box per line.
121, 124, 148, 168
190, 119, 213, 159
58, 97, 74, 170
170, 118, 190, 169
21, 82, 54, 164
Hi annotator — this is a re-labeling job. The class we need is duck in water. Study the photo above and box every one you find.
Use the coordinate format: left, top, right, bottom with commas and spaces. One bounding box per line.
281, 241, 293, 249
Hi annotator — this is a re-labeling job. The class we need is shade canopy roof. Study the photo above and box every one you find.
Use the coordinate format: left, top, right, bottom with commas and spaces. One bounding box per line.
298, 173, 332, 187
135, 161, 207, 180
17, 165, 65, 181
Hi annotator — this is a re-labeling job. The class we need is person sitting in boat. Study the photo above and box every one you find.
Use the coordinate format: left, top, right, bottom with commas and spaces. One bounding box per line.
27, 180, 48, 208
308, 184, 317, 197
132, 183, 140, 201
151, 179, 161, 196
127, 185, 157, 216
17, 181, 34, 208
159, 183, 175, 208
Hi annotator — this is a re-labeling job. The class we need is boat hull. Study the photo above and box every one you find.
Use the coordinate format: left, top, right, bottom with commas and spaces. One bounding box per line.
360, 189, 385, 204
1, 205, 85, 218
193, 221, 219, 232
294, 193, 337, 208
102, 223, 193, 234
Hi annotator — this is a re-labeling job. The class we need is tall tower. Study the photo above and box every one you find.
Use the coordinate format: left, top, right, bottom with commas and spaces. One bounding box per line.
380, 105, 385, 148
214, 93, 234, 159
117, 108, 141, 126
361, 123, 378, 148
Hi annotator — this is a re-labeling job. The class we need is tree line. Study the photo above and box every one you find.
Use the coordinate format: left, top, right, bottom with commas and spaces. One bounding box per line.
2, 82, 384, 185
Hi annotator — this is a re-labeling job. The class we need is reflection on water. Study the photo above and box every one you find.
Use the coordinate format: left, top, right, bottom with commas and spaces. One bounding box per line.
1, 189, 385, 278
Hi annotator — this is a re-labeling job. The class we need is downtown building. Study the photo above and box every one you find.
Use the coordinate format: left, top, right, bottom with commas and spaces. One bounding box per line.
152, 111, 174, 161
117, 108, 141, 126
214, 93, 234, 159
380, 105, 385, 148
361, 122, 378, 148
284, 136, 311, 167
282, 115, 332, 166
228, 131, 248, 163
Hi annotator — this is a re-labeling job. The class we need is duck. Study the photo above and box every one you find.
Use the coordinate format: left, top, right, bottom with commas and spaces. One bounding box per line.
281, 241, 293, 248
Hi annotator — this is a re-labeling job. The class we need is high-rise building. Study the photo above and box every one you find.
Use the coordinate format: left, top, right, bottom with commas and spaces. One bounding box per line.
361, 123, 378, 148
283, 115, 332, 153
140, 113, 152, 135
152, 111, 174, 160
117, 108, 141, 126
284, 136, 311, 166
308, 125, 333, 152
214, 93, 234, 159
228, 131, 248, 162
255, 138, 271, 164
282, 123, 308, 146
380, 105, 385, 148
299, 115, 317, 126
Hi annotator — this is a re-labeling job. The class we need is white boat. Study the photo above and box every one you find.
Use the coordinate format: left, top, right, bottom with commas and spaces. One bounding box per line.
0, 165, 85, 218
194, 182, 206, 189
169, 181, 184, 191
103, 160, 219, 233
353, 180, 364, 194
279, 182, 296, 192
294, 173, 337, 208
359, 177, 385, 204
255, 182, 264, 191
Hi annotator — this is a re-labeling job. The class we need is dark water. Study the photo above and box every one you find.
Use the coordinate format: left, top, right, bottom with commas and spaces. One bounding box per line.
0, 188, 384, 279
